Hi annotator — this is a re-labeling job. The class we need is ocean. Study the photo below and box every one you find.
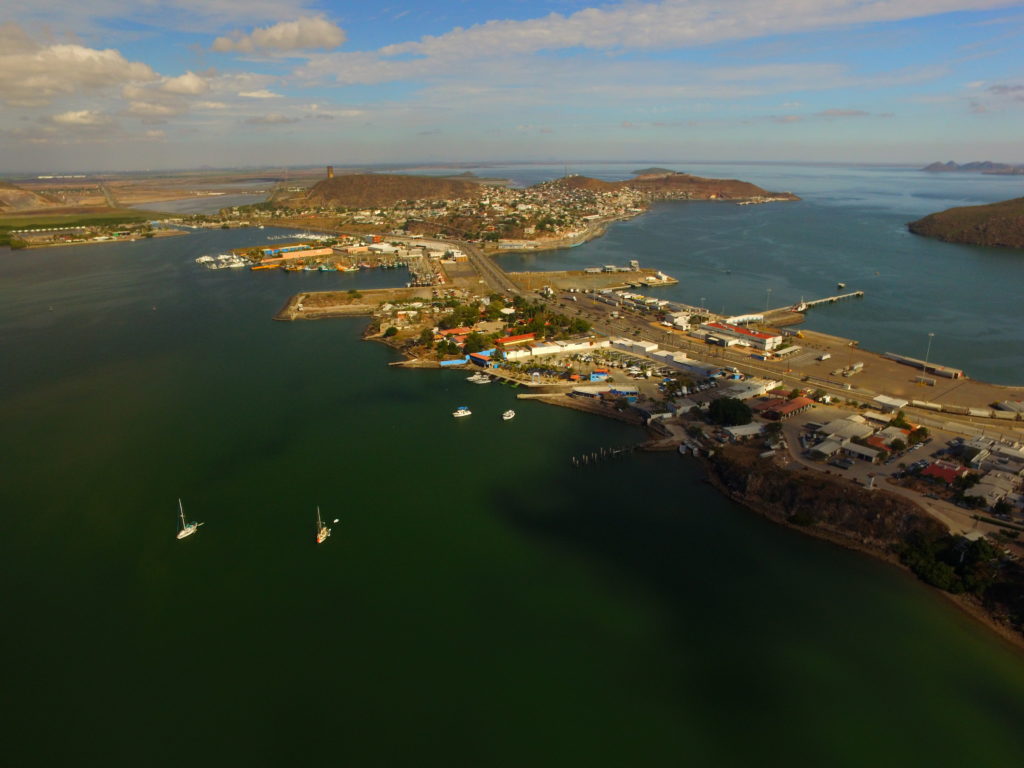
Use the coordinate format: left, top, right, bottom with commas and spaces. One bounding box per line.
2, 165, 1024, 766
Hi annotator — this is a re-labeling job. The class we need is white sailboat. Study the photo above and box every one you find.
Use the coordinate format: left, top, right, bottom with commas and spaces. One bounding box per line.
316, 506, 331, 544
176, 498, 202, 540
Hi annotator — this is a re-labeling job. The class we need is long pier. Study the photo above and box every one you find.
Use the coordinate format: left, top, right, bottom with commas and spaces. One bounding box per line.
767, 290, 864, 316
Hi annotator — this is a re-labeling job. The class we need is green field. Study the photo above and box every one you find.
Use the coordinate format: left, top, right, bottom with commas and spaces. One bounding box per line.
0, 209, 167, 247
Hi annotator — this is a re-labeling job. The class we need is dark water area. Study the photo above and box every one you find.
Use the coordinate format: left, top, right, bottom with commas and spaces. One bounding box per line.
3, 194, 1024, 765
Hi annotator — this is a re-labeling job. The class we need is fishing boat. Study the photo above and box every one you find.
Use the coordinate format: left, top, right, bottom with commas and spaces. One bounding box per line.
176, 498, 202, 540
467, 372, 491, 383
502, 410, 516, 421
315, 506, 331, 544
452, 406, 472, 418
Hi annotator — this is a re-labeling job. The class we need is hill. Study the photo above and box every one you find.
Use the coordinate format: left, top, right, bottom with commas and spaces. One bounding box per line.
922, 161, 1024, 175
908, 197, 1024, 249
0, 181, 56, 212
545, 171, 796, 201
304, 174, 483, 208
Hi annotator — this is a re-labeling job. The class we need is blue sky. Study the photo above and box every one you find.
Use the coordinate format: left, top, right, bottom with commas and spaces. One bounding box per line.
1, 1, 1023, 171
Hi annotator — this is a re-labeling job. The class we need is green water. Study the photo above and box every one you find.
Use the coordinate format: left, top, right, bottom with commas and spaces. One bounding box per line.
3, 229, 1024, 766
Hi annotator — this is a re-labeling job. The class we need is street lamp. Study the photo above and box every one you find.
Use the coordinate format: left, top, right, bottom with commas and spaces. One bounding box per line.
924, 332, 935, 370
765, 287, 772, 313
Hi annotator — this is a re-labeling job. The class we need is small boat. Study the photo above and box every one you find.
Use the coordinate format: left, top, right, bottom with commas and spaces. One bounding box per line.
502, 410, 516, 421
315, 506, 331, 544
467, 372, 491, 383
176, 498, 202, 540
837, 282, 846, 289
452, 406, 472, 418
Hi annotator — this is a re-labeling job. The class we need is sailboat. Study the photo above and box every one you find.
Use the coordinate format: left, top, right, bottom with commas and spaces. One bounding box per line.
176, 498, 202, 540
316, 506, 331, 544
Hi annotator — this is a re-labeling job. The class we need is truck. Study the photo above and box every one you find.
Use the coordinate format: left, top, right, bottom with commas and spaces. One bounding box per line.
818, 353, 831, 361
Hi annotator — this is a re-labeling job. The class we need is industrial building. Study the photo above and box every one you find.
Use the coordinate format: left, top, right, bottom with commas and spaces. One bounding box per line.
701, 322, 784, 351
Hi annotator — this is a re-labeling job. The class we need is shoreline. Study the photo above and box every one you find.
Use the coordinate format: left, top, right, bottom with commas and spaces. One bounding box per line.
698, 456, 1024, 654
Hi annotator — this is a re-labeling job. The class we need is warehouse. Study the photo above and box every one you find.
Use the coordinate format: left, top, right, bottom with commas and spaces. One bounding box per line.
701, 322, 783, 351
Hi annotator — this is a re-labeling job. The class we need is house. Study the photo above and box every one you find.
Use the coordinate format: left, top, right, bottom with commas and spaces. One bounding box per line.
817, 416, 874, 441
921, 460, 970, 485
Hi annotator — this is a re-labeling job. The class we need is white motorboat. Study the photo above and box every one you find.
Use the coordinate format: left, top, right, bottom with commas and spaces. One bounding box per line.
452, 406, 472, 418
176, 498, 202, 540
502, 410, 516, 421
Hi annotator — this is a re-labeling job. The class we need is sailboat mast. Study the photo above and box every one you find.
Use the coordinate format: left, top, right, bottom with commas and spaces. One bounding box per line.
179, 498, 185, 527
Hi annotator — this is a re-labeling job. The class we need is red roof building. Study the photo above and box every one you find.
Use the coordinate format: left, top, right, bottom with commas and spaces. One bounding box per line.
921, 460, 969, 485
495, 332, 536, 346
702, 321, 783, 351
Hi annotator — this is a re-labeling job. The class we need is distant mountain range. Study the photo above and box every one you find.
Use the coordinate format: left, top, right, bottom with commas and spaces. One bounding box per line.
908, 197, 1024, 249
921, 161, 1024, 175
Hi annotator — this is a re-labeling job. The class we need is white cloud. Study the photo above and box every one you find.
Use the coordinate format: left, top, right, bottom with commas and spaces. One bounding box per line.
195, 100, 228, 109
0, 23, 155, 106
304, 0, 1014, 85
126, 101, 184, 118
213, 16, 346, 54
161, 71, 210, 95
50, 109, 111, 126
245, 113, 300, 125
239, 89, 283, 99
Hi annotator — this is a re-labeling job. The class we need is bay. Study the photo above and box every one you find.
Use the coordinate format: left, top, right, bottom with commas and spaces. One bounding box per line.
2, 189, 1024, 766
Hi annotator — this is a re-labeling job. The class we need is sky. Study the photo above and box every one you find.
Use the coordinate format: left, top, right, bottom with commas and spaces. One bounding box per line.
1, 0, 1023, 172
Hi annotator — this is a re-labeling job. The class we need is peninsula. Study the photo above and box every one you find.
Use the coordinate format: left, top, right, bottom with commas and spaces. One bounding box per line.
908, 197, 1024, 249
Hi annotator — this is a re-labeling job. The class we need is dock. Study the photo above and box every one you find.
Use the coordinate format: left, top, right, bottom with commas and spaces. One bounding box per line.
765, 290, 864, 319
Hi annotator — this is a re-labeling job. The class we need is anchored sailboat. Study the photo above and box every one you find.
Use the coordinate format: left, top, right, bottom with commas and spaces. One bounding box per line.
316, 506, 331, 544
176, 498, 202, 540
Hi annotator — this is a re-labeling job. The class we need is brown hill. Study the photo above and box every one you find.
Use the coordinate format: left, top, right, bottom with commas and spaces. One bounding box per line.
0, 181, 56, 212
908, 197, 1024, 249
546, 171, 795, 201
626, 171, 781, 199
305, 174, 483, 208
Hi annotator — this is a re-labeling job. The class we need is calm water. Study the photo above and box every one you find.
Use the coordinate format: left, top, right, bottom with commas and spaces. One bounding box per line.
3, 188, 1024, 765
486, 163, 1024, 384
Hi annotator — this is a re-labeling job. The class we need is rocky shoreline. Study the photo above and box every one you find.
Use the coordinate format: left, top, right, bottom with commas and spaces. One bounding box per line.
700, 444, 1024, 651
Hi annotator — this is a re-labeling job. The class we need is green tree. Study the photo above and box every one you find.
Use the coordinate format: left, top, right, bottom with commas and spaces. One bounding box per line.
418, 328, 435, 347
462, 332, 488, 354
707, 397, 753, 426
383, 326, 398, 338
788, 388, 801, 400
890, 438, 907, 453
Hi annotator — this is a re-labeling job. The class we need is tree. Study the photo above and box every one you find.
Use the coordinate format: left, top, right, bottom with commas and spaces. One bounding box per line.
707, 397, 753, 426
764, 422, 784, 439
462, 332, 488, 354
908, 427, 929, 446
418, 328, 435, 347
383, 326, 398, 338
890, 438, 907, 453
788, 388, 801, 400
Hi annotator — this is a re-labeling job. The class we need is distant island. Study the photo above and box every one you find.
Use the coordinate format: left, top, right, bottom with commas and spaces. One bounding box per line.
921, 161, 1024, 175
908, 197, 1024, 249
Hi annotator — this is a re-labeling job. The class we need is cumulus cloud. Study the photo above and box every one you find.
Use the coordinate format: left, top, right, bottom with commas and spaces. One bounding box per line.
213, 16, 346, 53
0, 23, 156, 106
126, 101, 184, 118
50, 109, 111, 126
245, 113, 300, 125
304, 0, 1012, 86
239, 89, 283, 99
161, 71, 210, 95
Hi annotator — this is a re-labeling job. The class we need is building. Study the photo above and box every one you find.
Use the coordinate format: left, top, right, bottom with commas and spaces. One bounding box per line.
817, 416, 875, 441
873, 395, 909, 412
752, 396, 814, 420
701, 322, 783, 351
921, 460, 970, 485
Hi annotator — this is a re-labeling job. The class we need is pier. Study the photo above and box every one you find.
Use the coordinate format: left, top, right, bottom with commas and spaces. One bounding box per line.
774, 290, 864, 315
